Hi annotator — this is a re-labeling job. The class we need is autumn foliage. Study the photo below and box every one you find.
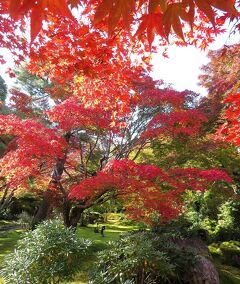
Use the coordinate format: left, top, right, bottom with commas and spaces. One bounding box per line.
1, 0, 239, 46
0, 76, 233, 225
69, 159, 232, 222
0, 0, 238, 226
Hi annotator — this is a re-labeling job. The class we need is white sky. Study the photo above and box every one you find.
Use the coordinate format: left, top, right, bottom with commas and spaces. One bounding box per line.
0, 28, 239, 96
151, 30, 239, 96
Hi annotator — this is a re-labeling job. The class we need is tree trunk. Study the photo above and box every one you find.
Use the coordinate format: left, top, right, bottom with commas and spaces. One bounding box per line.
67, 206, 85, 230
0, 187, 14, 213
31, 194, 51, 229
31, 156, 68, 229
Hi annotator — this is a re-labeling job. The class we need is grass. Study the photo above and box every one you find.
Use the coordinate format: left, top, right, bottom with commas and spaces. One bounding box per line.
0, 230, 23, 264
218, 266, 240, 284
72, 223, 139, 283
0, 229, 24, 284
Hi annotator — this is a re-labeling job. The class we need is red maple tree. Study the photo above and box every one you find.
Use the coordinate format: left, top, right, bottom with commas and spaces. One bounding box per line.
0, 74, 232, 227
0, 1, 238, 226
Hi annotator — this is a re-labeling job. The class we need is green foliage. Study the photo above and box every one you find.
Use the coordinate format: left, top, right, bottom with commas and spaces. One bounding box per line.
9, 192, 40, 216
1, 219, 91, 284
15, 67, 51, 103
90, 231, 196, 284
79, 211, 104, 226
178, 190, 240, 243
218, 270, 240, 284
0, 76, 7, 103
212, 200, 240, 242
220, 242, 240, 267
0, 230, 23, 264
17, 211, 33, 230
209, 242, 240, 268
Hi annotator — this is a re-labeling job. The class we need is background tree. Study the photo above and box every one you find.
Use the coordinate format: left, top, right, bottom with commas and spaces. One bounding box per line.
0, 76, 7, 104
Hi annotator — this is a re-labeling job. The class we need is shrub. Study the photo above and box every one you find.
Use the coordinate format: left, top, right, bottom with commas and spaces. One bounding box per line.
213, 227, 240, 242
9, 193, 40, 216
1, 219, 91, 284
220, 241, 240, 267
209, 241, 240, 267
89, 231, 196, 284
17, 211, 33, 230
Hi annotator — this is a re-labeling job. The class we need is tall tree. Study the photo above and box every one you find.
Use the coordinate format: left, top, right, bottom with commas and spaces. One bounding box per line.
0, 1, 238, 227
0, 75, 232, 227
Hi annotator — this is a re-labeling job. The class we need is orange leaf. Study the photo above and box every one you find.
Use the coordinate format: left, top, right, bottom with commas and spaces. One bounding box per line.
180, 0, 195, 27
109, 0, 135, 33
159, 0, 167, 13
210, 0, 239, 16
44, 0, 75, 20
195, 0, 215, 26
68, 0, 81, 9
135, 13, 165, 47
30, 5, 43, 43
163, 4, 185, 41
148, 0, 160, 13
94, 0, 112, 25
8, 0, 34, 17
148, 0, 167, 13
94, 0, 135, 33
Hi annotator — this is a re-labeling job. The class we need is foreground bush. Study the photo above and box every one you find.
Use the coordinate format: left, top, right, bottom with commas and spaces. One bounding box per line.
90, 231, 197, 284
1, 219, 91, 284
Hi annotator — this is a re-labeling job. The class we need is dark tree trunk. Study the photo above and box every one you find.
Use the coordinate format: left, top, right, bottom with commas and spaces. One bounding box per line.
0, 187, 14, 213
32, 152, 69, 229
62, 200, 71, 228
68, 207, 85, 230
31, 194, 51, 229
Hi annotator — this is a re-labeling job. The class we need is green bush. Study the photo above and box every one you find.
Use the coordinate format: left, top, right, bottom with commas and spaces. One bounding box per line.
213, 227, 240, 242
89, 231, 196, 284
1, 219, 91, 284
209, 241, 240, 267
220, 241, 240, 267
9, 193, 40, 216
17, 211, 33, 230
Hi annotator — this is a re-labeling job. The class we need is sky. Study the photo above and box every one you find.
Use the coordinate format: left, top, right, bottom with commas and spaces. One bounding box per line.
151, 30, 239, 96
0, 28, 238, 96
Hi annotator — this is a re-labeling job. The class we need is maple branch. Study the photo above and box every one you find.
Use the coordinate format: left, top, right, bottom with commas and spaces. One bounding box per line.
0, 137, 7, 146
131, 140, 149, 161
85, 135, 99, 173
64, 168, 73, 179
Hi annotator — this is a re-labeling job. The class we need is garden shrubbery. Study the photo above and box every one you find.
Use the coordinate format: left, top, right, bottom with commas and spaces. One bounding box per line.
1, 219, 91, 284
90, 231, 197, 284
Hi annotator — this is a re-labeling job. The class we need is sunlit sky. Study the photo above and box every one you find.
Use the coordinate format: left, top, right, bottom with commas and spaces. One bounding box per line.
0, 29, 238, 96
151, 30, 239, 96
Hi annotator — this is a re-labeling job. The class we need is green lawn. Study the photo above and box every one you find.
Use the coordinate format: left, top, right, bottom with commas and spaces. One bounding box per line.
72, 224, 138, 283
209, 243, 240, 284
0, 229, 24, 284
0, 230, 23, 264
